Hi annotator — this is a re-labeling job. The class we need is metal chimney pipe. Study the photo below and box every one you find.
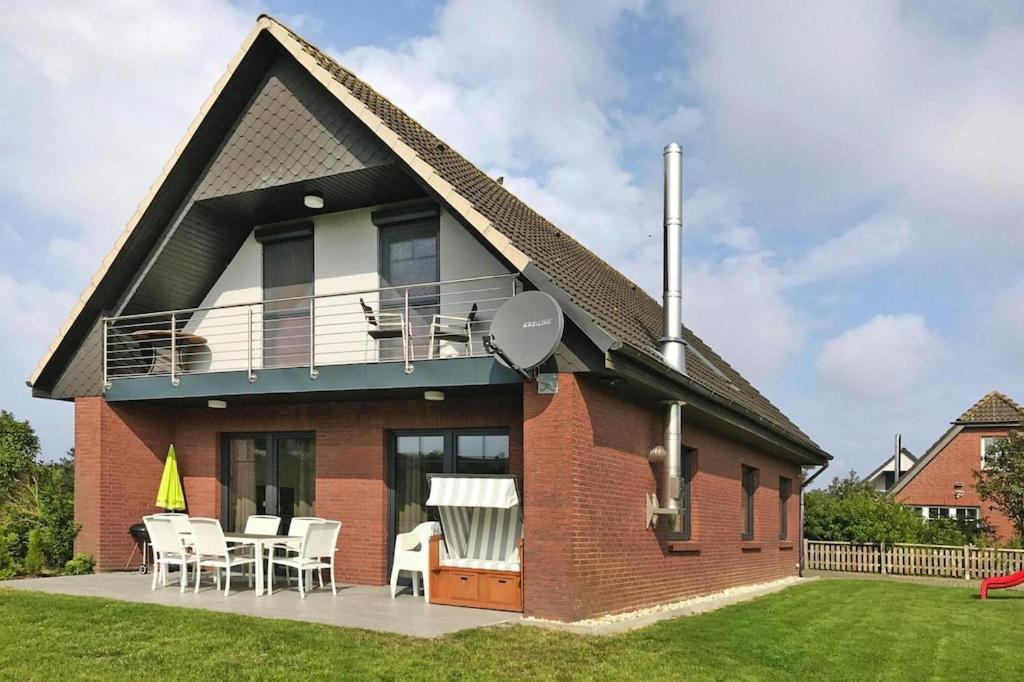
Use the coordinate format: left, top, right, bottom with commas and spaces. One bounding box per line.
660, 143, 686, 524
661, 143, 686, 375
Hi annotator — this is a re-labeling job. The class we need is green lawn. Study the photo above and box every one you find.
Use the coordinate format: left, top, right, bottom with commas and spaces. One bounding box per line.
0, 580, 1021, 681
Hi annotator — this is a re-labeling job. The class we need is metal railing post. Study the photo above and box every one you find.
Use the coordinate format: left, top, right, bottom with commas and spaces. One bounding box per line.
170, 314, 179, 386
309, 298, 319, 379
247, 305, 256, 383
403, 288, 413, 374
102, 318, 111, 392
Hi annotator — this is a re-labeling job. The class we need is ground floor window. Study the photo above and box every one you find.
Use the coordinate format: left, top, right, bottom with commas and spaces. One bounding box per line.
920, 506, 979, 524
389, 429, 510, 554
221, 432, 315, 532
779, 477, 792, 539
672, 449, 695, 540
741, 465, 758, 540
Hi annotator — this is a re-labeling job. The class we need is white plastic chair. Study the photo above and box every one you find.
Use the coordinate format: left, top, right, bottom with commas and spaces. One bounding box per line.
265, 516, 324, 588
143, 515, 197, 593
268, 520, 341, 598
153, 512, 193, 550
390, 521, 440, 602
243, 515, 281, 535
190, 517, 256, 596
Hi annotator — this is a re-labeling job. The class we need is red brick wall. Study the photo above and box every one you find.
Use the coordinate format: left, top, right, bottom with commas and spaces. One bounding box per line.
74, 398, 175, 570
74, 393, 522, 579
894, 427, 1016, 539
522, 374, 802, 621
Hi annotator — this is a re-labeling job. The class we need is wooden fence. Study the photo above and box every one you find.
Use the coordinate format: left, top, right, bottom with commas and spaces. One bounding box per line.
805, 540, 1024, 580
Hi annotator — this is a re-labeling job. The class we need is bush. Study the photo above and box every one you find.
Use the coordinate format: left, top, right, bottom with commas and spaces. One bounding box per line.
61, 553, 94, 576
805, 471, 986, 546
23, 529, 45, 575
805, 472, 925, 544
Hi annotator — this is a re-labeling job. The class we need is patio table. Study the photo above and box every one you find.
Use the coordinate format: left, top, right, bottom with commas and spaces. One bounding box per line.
222, 533, 301, 596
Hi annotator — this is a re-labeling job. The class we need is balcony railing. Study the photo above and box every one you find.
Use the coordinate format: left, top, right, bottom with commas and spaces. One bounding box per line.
102, 274, 519, 389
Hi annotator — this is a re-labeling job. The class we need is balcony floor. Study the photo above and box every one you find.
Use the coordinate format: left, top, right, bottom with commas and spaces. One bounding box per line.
4, 572, 520, 638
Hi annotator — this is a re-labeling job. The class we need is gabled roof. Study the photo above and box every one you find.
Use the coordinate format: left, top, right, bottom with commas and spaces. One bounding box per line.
889, 391, 1022, 496
864, 447, 916, 483
29, 15, 827, 461
954, 391, 1024, 424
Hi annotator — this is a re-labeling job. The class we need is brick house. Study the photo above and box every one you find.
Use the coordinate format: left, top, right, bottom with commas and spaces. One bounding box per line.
28, 15, 829, 621
890, 392, 1023, 540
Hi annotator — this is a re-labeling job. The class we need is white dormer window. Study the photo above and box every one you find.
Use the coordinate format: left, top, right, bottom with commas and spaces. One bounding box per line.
981, 437, 999, 469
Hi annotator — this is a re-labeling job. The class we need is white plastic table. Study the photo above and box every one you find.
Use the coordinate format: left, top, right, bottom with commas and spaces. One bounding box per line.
222, 532, 301, 596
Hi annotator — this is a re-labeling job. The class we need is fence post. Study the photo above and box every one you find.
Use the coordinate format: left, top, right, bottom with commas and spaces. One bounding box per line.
803, 538, 809, 571
880, 542, 886, 574
963, 545, 970, 580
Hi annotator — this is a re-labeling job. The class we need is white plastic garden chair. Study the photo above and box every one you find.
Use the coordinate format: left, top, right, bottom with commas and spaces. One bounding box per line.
389, 521, 440, 602
189, 517, 256, 596
243, 514, 281, 535
268, 520, 341, 598
153, 512, 193, 550
268, 516, 325, 588
143, 515, 197, 593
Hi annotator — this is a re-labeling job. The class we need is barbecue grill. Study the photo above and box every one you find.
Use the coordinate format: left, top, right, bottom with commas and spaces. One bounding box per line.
126, 522, 151, 574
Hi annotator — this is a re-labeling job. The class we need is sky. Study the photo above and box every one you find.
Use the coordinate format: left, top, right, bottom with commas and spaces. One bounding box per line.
1, 1, 1022, 482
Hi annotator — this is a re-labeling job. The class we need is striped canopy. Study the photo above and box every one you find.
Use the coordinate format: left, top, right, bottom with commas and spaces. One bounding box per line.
425, 475, 520, 509
426, 475, 522, 569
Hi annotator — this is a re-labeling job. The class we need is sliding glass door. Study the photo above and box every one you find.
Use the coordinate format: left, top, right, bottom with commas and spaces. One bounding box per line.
222, 433, 315, 532
388, 430, 510, 565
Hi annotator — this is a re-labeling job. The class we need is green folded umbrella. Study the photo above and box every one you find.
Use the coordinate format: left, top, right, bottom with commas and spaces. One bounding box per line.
156, 445, 186, 511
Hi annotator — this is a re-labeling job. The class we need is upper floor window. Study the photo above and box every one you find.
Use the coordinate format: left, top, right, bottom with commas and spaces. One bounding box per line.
259, 226, 313, 368
981, 437, 999, 469
741, 465, 758, 540
378, 217, 439, 359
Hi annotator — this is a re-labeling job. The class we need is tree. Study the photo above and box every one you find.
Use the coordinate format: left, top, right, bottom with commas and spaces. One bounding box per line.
974, 431, 1024, 540
805, 472, 926, 544
0, 411, 40, 485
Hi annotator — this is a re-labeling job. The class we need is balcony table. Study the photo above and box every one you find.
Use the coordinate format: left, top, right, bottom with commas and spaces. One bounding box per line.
130, 329, 208, 375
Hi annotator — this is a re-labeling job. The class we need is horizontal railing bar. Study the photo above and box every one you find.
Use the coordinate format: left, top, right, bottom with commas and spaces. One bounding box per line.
104, 274, 519, 322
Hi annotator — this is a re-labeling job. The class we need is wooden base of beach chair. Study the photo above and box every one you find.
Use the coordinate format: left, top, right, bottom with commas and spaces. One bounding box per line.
427, 535, 523, 612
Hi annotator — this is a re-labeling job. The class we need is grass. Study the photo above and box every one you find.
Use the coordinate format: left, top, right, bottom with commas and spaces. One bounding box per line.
0, 580, 1022, 680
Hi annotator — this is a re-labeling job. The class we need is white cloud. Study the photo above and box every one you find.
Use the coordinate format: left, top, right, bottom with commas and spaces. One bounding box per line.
673, 1, 1024, 250
336, 0, 652, 258
981, 276, 1024, 367
685, 253, 803, 383
817, 314, 944, 400
788, 213, 914, 284
0, 0, 253, 280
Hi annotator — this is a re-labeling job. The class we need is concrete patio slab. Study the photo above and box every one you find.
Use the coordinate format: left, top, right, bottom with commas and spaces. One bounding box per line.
2, 572, 520, 638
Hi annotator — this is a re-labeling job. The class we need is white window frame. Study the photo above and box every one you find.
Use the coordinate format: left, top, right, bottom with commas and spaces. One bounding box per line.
981, 437, 998, 469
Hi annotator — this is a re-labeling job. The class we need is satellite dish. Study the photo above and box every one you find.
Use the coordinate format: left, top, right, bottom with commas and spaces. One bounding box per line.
487, 291, 564, 373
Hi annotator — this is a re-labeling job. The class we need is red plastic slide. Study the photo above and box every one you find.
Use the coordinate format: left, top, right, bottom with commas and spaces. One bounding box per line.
980, 570, 1024, 599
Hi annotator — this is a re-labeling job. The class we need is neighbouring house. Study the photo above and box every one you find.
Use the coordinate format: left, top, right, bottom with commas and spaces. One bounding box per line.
864, 447, 917, 492
890, 391, 1023, 539
27, 15, 830, 621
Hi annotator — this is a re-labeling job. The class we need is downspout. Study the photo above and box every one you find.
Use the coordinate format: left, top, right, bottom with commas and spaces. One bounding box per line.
649, 143, 687, 527
798, 461, 830, 576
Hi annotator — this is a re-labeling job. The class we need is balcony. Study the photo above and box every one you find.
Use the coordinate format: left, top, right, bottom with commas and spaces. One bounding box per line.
102, 274, 519, 392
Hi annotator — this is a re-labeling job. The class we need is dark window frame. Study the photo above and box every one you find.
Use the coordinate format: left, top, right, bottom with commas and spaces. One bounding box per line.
741, 465, 758, 540
386, 427, 510, 573
260, 227, 315, 368
219, 431, 316, 532
667, 448, 696, 541
779, 476, 792, 540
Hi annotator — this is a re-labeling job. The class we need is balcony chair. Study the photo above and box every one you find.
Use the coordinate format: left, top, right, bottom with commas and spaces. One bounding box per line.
360, 298, 408, 363
390, 521, 441, 602
189, 518, 256, 596
143, 515, 197, 593
428, 303, 478, 359
268, 520, 342, 597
